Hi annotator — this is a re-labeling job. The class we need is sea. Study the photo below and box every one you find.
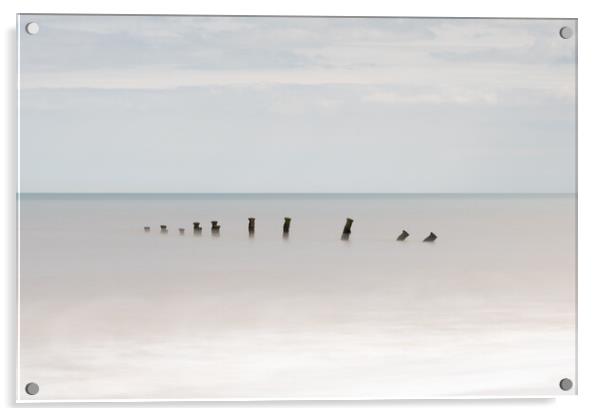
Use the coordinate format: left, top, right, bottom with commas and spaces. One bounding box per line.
17, 194, 576, 400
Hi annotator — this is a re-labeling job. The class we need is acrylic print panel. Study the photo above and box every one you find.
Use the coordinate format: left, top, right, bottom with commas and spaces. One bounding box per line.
17, 15, 577, 401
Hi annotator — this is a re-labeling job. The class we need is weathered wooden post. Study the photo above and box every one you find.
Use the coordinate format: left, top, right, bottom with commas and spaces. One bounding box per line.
341, 218, 353, 240
423, 232, 437, 242
144, 226, 150, 232
160, 225, 167, 234
211, 220, 221, 235
343, 218, 353, 234
248, 217, 255, 236
397, 230, 410, 241
193, 222, 202, 235
283, 217, 291, 238
179, 228, 185, 235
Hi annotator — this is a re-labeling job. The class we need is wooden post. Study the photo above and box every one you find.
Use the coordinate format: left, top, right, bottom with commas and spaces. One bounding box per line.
193, 222, 202, 235
211, 220, 221, 235
283, 217, 291, 235
423, 232, 437, 242
160, 225, 167, 234
342, 218, 353, 234
397, 230, 409, 241
341, 218, 353, 240
248, 217, 255, 236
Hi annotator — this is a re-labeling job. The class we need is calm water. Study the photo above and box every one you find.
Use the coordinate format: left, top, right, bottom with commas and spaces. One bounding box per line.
18, 194, 576, 400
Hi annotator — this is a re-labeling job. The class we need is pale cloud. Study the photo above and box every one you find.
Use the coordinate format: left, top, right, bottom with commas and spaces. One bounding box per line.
20, 64, 573, 100
362, 91, 499, 105
18, 15, 576, 193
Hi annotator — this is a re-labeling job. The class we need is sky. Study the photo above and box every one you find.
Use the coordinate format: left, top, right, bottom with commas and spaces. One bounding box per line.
18, 15, 576, 193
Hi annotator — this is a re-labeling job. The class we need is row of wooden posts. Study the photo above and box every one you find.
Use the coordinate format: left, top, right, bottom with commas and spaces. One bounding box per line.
144, 218, 438, 242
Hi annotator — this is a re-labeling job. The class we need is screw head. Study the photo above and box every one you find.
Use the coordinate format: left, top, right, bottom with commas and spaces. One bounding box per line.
25, 22, 39, 35
25, 382, 39, 395
559, 378, 573, 391
559, 26, 573, 39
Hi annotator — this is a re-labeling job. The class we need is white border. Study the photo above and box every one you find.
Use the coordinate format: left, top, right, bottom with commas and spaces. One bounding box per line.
4, 1, 601, 414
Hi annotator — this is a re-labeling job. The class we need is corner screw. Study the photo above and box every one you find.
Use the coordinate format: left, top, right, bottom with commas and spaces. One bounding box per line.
25, 382, 39, 395
559, 26, 573, 39
559, 378, 573, 391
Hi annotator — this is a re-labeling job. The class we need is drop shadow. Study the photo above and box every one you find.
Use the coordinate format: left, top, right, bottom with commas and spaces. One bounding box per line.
13, 398, 557, 409
7, 26, 17, 407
